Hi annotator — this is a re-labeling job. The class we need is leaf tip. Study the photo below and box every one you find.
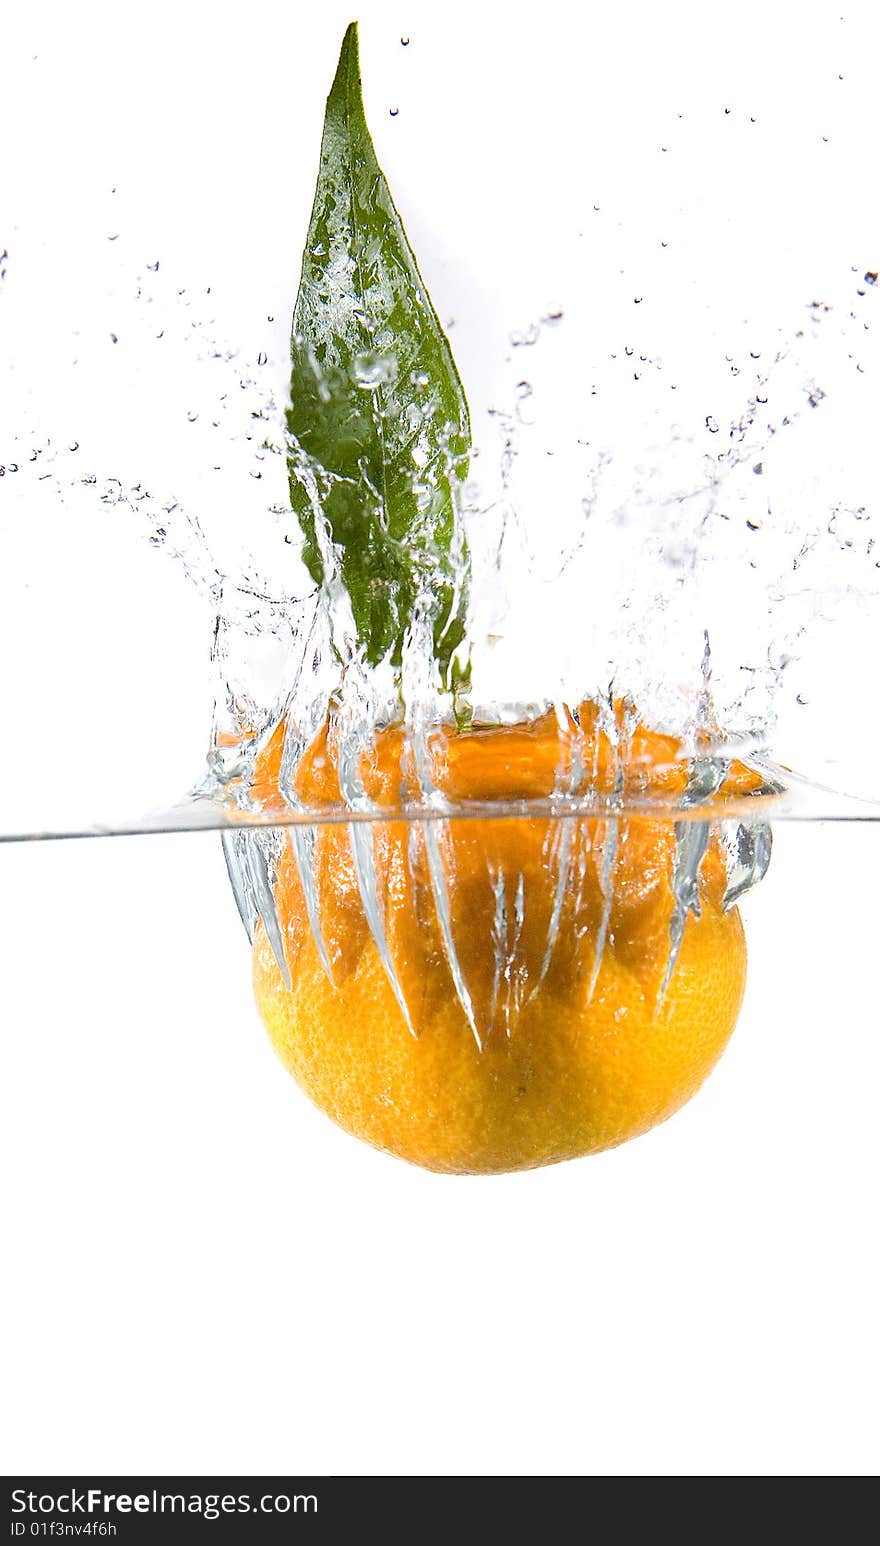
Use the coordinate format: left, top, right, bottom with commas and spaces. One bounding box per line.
331, 21, 361, 96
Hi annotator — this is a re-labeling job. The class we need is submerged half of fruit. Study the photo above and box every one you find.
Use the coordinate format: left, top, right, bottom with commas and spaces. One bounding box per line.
239, 705, 761, 1174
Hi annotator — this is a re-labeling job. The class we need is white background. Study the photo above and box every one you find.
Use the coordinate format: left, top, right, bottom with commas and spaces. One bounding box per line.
1, 0, 879, 1477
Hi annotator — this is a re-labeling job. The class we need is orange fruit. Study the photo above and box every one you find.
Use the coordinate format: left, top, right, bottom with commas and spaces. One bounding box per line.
250, 704, 753, 1173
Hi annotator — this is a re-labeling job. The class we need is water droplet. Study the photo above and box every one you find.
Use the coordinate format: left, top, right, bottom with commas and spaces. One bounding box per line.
866, 272, 878, 286
705, 415, 720, 433
353, 351, 398, 390
510, 324, 540, 347
389, 107, 399, 118
257, 350, 268, 366
110, 333, 118, 344
146, 260, 160, 272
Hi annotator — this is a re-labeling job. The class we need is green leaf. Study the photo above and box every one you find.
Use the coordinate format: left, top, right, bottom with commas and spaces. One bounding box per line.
287, 21, 471, 688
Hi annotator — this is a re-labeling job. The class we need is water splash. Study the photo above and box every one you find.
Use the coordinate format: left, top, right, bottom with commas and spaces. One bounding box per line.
0, 230, 875, 1039
661, 760, 726, 1003
488, 866, 528, 1038
334, 675, 416, 1035
2, 243, 876, 808
719, 820, 773, 912
222, 826, 291, 991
